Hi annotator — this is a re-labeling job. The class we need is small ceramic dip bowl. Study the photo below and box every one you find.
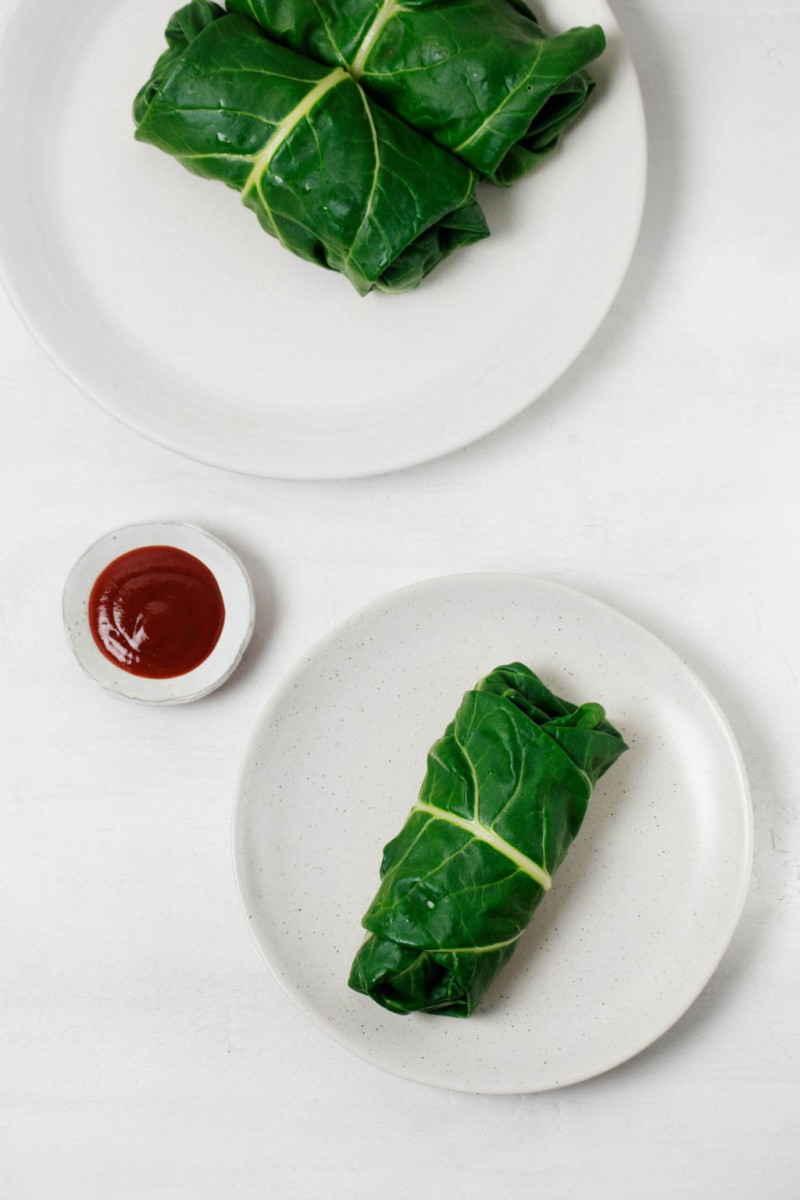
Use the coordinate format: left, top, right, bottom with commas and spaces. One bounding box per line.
63, 522, 255, 704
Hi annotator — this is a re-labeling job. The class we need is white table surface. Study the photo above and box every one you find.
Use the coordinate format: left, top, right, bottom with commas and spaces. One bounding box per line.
1, 0, 798, 1195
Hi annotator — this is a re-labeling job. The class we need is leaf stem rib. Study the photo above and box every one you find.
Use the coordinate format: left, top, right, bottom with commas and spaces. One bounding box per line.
350, 0, 404, 79
343, 86, 382, 269
453, 43, 544, 154
411, 802, 552, 891
241, 67, 348, 199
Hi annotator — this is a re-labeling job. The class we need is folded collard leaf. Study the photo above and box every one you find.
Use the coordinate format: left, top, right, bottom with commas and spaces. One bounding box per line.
228, 0, 605, 184
134, 1, 488, 294
349, 664, 627, 1017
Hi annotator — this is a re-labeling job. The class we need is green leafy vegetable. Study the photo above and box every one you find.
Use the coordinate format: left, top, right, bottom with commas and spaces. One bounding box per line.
134, 1, 488, 294
349, 664, 627, 1017
228, 0, 606, 184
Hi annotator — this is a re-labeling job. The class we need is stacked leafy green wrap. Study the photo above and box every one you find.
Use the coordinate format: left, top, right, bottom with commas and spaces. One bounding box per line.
134, 0, 489, 294
228, 0, 606, 185
136, 0, 605, 290
349, 664, 627, 1017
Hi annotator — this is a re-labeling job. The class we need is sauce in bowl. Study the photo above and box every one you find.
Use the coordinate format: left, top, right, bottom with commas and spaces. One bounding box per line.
88, 545, 225, 679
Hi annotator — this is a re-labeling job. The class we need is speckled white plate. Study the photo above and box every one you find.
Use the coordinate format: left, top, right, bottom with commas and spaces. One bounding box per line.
233, 575, 751, 1093
0, 0, 645, 478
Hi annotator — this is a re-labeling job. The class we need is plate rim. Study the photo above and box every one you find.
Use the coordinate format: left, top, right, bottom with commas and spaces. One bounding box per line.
231, 572, 753, 1093
0, 0, 647, 480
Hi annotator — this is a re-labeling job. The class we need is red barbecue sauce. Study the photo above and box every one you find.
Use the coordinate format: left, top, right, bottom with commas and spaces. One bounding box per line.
88, 545, 225, 679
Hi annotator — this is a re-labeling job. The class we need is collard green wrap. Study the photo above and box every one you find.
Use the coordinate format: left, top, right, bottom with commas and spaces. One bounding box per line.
134, 1, 488, 294
349, 664, 627, 1017
228, 0, 606, 185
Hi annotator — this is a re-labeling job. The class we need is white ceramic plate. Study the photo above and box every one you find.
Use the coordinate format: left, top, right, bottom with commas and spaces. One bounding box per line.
0, 0, 645, 479
234, 574, 752, 1093
63, 521, 255, 704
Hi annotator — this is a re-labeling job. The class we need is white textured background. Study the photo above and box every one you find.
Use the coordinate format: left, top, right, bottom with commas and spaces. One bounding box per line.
1, 0, 798, 1196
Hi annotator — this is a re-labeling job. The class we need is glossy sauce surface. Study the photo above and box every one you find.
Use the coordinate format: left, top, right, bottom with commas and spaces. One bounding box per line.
88, 545, 225, 678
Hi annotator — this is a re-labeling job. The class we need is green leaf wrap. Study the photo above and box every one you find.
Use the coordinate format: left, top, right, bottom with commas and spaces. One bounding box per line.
228, 0, 606, 184
134, 1, 489, 294
349, 664, 627, 1017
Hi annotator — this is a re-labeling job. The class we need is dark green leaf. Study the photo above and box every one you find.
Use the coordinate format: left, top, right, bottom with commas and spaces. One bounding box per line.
229, 0, 605, 183
134, 1, 488, 294
349, 664, 627, 1017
